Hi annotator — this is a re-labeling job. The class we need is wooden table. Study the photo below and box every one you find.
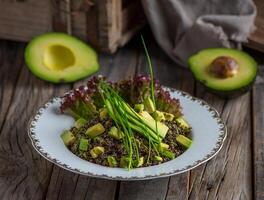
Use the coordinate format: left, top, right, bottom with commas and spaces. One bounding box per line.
0, 35, 263, 200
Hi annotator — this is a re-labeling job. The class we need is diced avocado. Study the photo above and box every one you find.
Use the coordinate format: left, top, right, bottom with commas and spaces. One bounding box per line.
154, 156, 163, 162
108, 126, 124, 140
79, 138, 89, 151
24, 33, 99, 83
139, 111, 169, 139
90, 149, 97, 158
107, 156, 118, 167
159, 142, 169, 149
188, 48, 257, 98
61, 130, 75, 146
85, 123, 105, 138
163, 112, 175, 121
175, 117, 189, 128
74, 118, 87, 128
99, 108, 108, 120
120, 156, 129, 168
134, 104, 144, 113
176, 134, 192, 148
134, 157, 144, 167
90, 146, 105, 158
161, 149, 175, 159
158, 143, 175, 159
144, 96, 155, 113
93, 146, 105, 154
152, 110, 165, 121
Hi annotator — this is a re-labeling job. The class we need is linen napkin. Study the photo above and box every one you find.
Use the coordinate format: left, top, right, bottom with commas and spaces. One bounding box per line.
141, 0, 256, 67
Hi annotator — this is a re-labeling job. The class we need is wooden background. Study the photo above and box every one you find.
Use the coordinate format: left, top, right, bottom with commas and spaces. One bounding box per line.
247, 0, 264, 52
0, 34, 263, 200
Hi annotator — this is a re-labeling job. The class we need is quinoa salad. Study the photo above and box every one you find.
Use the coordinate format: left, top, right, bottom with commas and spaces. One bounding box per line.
60, 75, 192, 169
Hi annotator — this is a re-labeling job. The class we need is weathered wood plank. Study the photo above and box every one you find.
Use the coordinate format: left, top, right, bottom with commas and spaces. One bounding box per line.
118, 39, 194, 200
45, 44, 139, 200
71, 177, 116, 200
0, 41, 23, 129
0, 42, 70, 199
188, 86, 252, 200
118, 178, 169, 200
45, 166, 118, 200
0, 0, 52, 41
166, 174, 189, 200
101, 47, 139, 82
252, 64, 264, 200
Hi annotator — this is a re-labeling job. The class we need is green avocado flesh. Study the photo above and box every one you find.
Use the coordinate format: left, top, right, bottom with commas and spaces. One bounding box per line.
188, 48, 257, 95
25, 33, 99, 83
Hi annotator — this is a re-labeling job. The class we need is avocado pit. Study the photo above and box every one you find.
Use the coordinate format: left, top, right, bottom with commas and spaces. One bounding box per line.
188, 48, 257, 98
209, 56, 239, 78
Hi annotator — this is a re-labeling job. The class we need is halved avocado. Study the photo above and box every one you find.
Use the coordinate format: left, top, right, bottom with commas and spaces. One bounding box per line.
188, 48, 257, 98
25, 33, 99, 83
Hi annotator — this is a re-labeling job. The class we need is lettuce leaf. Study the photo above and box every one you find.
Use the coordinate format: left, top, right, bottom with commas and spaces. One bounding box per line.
60, 75, 182, 119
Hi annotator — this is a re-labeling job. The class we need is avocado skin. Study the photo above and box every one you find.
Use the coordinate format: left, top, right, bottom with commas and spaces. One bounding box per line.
196, 76, 256, 98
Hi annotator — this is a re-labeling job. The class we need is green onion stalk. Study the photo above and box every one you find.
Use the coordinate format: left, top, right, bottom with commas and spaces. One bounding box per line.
141, 35, 160, 163
98, 36, 161, 168
99, 82, 161, 169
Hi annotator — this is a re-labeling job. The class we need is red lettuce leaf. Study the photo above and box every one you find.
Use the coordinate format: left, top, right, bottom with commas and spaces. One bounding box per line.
60, 75, 182, 119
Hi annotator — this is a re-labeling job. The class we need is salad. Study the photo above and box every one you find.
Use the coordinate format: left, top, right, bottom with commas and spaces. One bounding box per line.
60, 75, 192, 169
59, 37, 192, 169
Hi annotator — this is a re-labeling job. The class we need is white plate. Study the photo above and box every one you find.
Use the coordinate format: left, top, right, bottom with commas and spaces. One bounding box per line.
28, 88, 227, 180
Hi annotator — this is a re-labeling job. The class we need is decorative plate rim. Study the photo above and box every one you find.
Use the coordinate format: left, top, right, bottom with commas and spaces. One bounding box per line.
27, 87, 227, 181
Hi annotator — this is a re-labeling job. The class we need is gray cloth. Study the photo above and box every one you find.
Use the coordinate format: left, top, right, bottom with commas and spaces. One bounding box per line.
141, 0, 257, 67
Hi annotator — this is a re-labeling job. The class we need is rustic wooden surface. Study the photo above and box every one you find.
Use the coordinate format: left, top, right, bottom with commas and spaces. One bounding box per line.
0, 35, 263, 200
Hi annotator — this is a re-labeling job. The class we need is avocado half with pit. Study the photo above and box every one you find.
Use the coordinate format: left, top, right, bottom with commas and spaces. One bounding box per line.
188, 48, 257, 98
25, 33, 99, 83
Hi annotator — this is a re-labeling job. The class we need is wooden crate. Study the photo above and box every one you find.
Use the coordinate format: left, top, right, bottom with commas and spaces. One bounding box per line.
245, 0, 264, 52
0, 0, 146, 53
